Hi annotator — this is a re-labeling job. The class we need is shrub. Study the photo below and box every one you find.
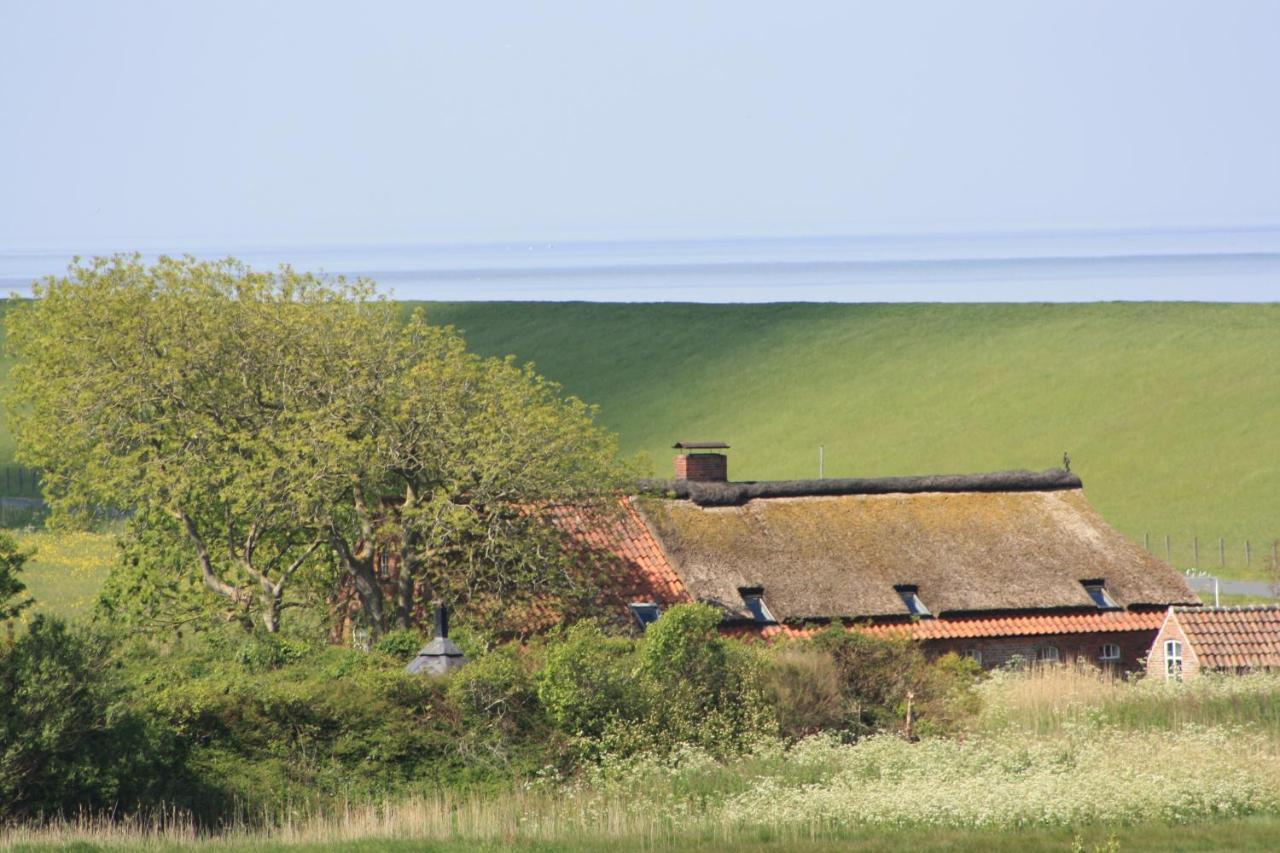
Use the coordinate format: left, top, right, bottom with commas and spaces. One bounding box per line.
447, 644, 541, 733
0, 616, 185, 820
810, 628, 981, 737
759, 647, 848, 739
538, 621, 642, 737
373, 628, 425, 661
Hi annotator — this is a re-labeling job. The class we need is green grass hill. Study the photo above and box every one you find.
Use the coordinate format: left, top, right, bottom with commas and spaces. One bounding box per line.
3, 300, 1278, 576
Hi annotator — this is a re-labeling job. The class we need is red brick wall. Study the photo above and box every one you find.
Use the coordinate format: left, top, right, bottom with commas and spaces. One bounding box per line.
1146, 610, 1200, 680
925, 629, 1157, 674
675, 453, 728, 482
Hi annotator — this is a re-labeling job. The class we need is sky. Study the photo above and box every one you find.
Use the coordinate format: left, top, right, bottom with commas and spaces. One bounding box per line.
2, 1, 1280, 300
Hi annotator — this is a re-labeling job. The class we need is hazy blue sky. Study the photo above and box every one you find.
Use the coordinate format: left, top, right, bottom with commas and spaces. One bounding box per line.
2, 1, 1280, 300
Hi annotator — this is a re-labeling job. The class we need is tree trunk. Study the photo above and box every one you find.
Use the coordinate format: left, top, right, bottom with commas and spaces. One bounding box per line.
350, 556, 387, 637
261, 588, 282, 633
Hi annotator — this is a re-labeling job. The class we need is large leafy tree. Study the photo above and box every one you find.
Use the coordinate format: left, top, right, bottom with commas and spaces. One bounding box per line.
7, 255, 391, 631
8, 256, 629, 637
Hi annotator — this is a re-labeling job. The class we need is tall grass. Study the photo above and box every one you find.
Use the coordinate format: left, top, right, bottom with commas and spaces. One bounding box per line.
978, 662, 1280, 738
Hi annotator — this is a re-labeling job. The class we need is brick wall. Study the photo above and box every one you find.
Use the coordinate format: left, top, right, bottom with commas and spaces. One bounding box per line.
926, 629, 1158, 674
1145, 610, 1201, 680
675, 453, 728, 482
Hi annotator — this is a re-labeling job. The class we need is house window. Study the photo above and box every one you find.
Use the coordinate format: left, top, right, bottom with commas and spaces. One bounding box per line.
629, 602, 661, 630
738, 587, 776, 623
1100, 643, 1121, 663
1081, 580, 1119, 609
963, 649, 983, 666
895, 585, 931, 617
1036, 646, 1061, 665
1165, 639, 1183, 681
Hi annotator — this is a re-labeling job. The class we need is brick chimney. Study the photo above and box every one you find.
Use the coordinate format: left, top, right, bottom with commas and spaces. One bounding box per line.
673, 441, 729, 482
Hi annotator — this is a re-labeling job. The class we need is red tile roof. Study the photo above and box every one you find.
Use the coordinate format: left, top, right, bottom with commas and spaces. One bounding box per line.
547, 497, 691, 612
1173, 605, 1280, 670
723, 609, 1166, 641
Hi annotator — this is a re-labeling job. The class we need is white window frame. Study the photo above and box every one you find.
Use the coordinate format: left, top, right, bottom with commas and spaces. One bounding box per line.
1164, 639, 1183, 680
1099, 643, 1121, 663
1036, 646, 1061, 665
963, 648, 982, 666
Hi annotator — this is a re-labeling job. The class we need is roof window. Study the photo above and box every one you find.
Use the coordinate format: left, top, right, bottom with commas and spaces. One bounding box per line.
738, 587, 776, 623
629, 602, 662, 630
1081, 580, 1119, 609
895, 584, 931, 617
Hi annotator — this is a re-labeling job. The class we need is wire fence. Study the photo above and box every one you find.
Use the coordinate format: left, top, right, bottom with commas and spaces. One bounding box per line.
1141, 532, 1280, 577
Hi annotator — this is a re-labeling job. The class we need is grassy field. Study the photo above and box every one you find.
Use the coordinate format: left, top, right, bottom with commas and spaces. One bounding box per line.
2, 300, 1278, 577
10, 530, 116, 623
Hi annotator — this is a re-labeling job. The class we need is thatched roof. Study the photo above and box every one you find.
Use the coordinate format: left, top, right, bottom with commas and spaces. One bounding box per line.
635, 472, 1196, 621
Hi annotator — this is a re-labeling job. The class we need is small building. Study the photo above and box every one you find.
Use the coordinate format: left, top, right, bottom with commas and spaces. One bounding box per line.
1146, 605, 1280, 680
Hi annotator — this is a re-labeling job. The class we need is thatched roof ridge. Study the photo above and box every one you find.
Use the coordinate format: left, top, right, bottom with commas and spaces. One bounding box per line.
638, 468, 1082, 507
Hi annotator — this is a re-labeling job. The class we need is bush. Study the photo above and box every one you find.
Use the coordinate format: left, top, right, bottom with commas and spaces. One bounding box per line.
0, 616, 185, 820
760, 647, 848, 739
373, 628, 425, 661
810, 628, 982, 737
538, 621, 642, 737
447, 644, 541, 733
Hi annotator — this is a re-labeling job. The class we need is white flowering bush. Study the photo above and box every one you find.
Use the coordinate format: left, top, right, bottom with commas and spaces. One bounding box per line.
717, 726, 1279, 829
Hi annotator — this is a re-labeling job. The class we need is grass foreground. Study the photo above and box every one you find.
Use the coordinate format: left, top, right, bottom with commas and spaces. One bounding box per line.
6, 813, 1280, 852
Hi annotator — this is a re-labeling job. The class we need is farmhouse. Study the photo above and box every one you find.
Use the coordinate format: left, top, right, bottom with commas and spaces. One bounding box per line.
1146, 605, 1280, 680
550, 444, 1199, 672
357, 443, 1198, 672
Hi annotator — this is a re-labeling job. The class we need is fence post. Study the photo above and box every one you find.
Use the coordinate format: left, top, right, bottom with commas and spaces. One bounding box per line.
1193, 536, 1199, 568
1144, 532, 1150, 552
1219, 537, 1225, 568
1246, 540, 1251, 567
1165, 535, 1171, 563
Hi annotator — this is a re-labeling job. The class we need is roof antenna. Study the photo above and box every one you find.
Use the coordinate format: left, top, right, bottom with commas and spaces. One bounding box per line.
1063, 451, 1071, 472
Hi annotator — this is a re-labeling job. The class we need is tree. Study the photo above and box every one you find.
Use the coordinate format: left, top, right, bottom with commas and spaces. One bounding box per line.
9, 256, 630, 638
7, 255, 389, 631
0, 533, 33, 625
321, 310, 631, 636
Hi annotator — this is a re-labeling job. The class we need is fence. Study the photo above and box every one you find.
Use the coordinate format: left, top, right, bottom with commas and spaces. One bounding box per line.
0, 464, 42, 499
1142, 532, 1280, 577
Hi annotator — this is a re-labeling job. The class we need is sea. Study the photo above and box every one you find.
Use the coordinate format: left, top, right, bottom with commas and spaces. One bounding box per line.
3, 227, 1280, 302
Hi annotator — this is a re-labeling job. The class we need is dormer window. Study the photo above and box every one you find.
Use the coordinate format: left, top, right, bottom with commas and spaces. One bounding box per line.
895, 584, 931, 617
629, 602, 661, 630
738, 587, 776, 623
1081, 579, 1118, 609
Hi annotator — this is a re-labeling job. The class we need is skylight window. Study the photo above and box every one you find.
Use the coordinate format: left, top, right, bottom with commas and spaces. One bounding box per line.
738, 587, 776, 623
895, 585, 931, 617
629, 602, 661, 630
1081, 580, 1119, 609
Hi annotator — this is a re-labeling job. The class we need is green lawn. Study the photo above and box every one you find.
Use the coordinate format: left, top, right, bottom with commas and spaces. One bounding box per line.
12, 530, 116, 623
3, 299, 1279, 578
